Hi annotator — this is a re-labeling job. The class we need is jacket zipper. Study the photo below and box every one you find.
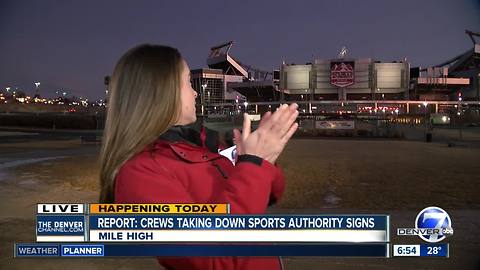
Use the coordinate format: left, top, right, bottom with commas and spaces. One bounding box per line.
211, 161, 228, 179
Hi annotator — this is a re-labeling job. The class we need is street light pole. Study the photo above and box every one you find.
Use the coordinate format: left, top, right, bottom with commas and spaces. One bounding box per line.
423, 101, 429, 141
34, 82, 40, 98
201, 81, 208, 116
373, 88, 380, 114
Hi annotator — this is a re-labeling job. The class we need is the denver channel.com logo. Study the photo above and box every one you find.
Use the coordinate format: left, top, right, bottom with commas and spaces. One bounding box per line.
397, 206, 454, 243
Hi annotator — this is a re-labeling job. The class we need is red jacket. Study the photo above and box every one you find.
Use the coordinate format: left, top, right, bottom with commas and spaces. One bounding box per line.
114, 126, 285, 270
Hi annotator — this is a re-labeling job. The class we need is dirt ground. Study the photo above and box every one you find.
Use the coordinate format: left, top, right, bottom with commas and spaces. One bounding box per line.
0, 138, 479, 269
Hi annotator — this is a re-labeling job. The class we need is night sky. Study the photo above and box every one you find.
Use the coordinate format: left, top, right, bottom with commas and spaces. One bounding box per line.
1, 0, 479, 100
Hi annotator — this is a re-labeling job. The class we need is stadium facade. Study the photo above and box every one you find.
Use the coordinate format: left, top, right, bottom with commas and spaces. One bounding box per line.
280, 58, 409, 101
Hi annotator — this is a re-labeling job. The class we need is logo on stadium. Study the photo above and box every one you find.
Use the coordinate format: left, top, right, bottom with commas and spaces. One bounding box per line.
397, 206, 453, 243
330, 61, 355, 87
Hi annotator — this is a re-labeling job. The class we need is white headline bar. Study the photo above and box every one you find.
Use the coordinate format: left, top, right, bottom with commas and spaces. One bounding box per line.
89, 229, 387, 242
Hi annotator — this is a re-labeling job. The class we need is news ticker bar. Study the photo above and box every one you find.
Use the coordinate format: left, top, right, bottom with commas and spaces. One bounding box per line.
36, 215, 390, 243
393, 244, 449, 257
15, 243, 390, 257
37, 204, 230, 214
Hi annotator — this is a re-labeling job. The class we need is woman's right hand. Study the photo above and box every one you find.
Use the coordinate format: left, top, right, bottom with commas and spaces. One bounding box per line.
233, 103, 299, 164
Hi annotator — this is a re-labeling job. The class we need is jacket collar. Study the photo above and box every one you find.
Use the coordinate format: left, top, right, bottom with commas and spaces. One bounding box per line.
159, 125, 202, 146
159, 124, 220, 153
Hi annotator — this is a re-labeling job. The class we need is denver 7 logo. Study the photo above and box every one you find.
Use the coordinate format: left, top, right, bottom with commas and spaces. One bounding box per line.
415, 207, 453, 243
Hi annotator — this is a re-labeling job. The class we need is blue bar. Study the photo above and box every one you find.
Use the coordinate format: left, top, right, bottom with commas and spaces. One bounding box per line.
100, 243, 388, 257
61, 245, 104, 257
15, 244, 59, 257
420, 244, 448, 257
89, 215, 387, 230
36, 215, 85, 236
15, 243, 388, 257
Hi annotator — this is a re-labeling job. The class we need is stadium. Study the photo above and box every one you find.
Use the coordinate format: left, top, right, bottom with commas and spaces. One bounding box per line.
191, 31, 480, 121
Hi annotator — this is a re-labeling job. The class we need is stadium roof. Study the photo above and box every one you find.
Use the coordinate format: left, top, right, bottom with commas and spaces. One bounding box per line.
207, 41, 248, 77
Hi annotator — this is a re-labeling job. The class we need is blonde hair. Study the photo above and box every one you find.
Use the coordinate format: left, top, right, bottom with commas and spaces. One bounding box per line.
99, 44, 183, 203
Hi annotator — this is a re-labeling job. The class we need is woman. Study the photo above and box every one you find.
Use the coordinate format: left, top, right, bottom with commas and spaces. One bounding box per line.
99, 44, 298, 270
